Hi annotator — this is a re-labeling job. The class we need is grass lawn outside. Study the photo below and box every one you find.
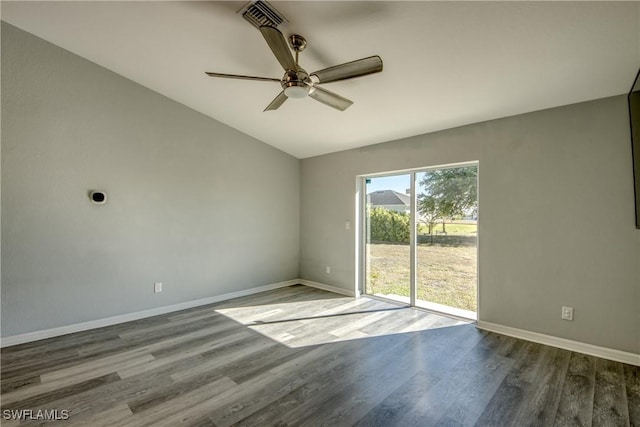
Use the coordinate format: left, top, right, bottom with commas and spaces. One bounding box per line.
417, 221, 477, 236
365, 239, 477, 312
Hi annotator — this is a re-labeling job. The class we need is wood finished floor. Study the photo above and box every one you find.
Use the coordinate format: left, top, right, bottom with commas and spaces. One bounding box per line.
1, 285, 638, 426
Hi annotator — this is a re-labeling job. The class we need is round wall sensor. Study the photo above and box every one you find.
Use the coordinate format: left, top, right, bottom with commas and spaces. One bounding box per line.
89, 190, 107, 205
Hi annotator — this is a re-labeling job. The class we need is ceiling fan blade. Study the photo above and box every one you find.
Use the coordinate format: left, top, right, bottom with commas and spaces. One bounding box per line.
259, 26, 297, 71
311, 56, 383, 84
308, 85, 353, 111
264, 91, 288, 111
205, 72, 280, 82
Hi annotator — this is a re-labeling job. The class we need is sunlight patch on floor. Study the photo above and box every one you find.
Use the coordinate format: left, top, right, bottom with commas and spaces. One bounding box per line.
216, 294, 472, 348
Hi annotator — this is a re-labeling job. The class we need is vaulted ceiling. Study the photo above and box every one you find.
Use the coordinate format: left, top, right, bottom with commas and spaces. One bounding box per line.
3, 1, 639, 158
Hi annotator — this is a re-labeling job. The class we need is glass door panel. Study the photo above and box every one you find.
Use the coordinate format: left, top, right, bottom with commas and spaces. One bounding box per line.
364, 174, 412, 304
415, 166, 478, 318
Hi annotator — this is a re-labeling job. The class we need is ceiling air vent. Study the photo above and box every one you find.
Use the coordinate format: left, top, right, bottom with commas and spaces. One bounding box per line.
239, 0, 288, 29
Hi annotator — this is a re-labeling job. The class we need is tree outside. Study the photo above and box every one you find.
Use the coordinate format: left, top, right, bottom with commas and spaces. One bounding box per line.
417, 167, 478, 236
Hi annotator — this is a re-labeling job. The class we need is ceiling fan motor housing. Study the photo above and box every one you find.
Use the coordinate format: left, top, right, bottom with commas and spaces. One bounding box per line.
282, 69, 310, 98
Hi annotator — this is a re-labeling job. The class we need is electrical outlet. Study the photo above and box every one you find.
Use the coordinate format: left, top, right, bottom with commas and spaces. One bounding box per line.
325, 266, 331, 274
345, 221, 351, 230
154, 282, 163, 293
561, 306, 573, 321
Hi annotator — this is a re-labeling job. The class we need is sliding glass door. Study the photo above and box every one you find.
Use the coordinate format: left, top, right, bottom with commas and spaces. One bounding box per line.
363, 164, 478, 319
364, 174, 412, 305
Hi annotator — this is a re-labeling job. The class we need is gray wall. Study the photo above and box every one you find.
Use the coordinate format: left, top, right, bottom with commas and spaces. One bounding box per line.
1, 23, 300, 337
300, 96, 640, 354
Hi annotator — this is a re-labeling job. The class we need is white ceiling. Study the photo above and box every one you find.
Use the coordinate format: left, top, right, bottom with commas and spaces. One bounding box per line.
3, 1, 639, 159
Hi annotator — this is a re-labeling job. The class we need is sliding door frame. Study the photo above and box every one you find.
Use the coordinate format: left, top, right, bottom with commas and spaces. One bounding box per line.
358, 161, 479, 317
409, 171, 417, 306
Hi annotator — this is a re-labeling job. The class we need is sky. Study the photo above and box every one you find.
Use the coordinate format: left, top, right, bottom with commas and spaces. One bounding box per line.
365, 174, 411, 194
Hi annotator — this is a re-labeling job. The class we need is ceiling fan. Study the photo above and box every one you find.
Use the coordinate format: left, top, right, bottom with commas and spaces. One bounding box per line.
205, 26, 383, 112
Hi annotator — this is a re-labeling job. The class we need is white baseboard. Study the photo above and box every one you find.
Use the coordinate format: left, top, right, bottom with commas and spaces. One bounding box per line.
297, 279, 356, 297
477, 321, 640, 366
0, 279, 299, 348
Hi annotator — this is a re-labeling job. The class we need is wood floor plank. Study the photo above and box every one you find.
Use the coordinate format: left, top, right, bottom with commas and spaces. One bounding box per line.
592, 358, 630, 426
77, 317, 240, 358
1, 372, 121, 412
306, 296, 385, 318
397, 310, 458, 333
218, 297, 349, 328
149, 324, 248, 359
40, 347, 152, 383
357, 306, 429, 335
477, 331, 525, 360
212, 285, 319, 312
554, 352, 597, 427
352, 371, 441, 427
624, 363, 640, 427
328, 308, 397, 337
117, 311, 222, 340
65, 403, 134, 427
0, 329, 121, 359
168, 334, 280, 383
116, 315, 237, 345
217, 288, 336, 318
115, 377, 238, 427
0, 374, 41, 394
222, 344, 311, 385
167, 307, 219, 322
1, 354, 153, 406
0, 416, 21, 427
510, 346, 572, 427
277, 300, 394, 346
247, 319, 307, 343
1, 347, 81, 372
1, 348, 96, 382
127, 370, 237, 414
